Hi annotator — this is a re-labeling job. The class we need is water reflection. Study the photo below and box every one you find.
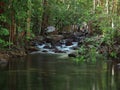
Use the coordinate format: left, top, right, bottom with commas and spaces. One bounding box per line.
106, 61, 120, 90
0, 53, 120, 90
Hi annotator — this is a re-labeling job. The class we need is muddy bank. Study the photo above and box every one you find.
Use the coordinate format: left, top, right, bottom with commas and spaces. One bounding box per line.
0, 48, 26, 64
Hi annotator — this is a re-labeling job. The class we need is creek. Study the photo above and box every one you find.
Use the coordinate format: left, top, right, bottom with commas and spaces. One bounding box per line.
0, 52, 120, 90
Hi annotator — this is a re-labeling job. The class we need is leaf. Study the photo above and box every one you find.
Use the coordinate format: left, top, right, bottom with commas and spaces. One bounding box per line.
0, 28, 9, 36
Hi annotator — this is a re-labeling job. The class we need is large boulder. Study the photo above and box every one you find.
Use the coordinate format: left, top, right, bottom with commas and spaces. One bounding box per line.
45, 26, 55, 33
45, 26, 58, 35
45, 35, 64, 43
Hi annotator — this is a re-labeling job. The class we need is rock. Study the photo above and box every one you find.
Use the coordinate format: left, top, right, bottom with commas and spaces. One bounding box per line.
0, 53, 9, 60
0, 58, 8, 68
42, 50, 48, 52
65, 40, 73, 46
46, 35, 64, 43
78, 41, 83, 46
68, 52, 77, 57
29, 41, 38, 46
63, 33, 73, 39
45, 26, 56, 33
56, 42, 62, 46
72, 37, 80, 42
43, 45, 51, 49
34, 36, 44, 41
70, 46, 79, 50
27, 46, 39, 52
54, 49, 66, 53
44, 37, 52, 43
117, 63, 120, 66
73, 32, 83, 37
0, 58, 7, 64
8, 50, 26, 57
117, 63, 120, 70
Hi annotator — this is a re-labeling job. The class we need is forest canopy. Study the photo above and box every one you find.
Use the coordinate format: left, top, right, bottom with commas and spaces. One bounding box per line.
0, 0, 120, 60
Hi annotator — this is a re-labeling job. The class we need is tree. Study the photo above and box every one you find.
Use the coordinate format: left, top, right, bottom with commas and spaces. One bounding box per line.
26, 0, 32, 39
41, 0, 49, 35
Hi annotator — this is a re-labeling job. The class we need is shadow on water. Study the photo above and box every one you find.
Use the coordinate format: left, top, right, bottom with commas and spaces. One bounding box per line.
0, 53, 120, 90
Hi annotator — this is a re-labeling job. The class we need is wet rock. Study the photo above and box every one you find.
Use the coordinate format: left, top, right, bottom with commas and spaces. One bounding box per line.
70, 46, 79, 50
44, 37, 52, 43
28, 36, 44, 46
42, 50, 48, 52
29, 41, 38, 46
27, 46, 39, 52
65, 40, 73, 46
55, 50, 66, 53
47, 35, 64, 42
53, 48, 66, 53
38, 42, 45, 46
68, 53, 77, 57
44, 35, 64, 46
43, 45, 51, 49
56, 42, 62, 46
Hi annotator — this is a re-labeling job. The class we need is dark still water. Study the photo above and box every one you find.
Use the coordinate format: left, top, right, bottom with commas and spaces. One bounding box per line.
0, 53, 120, 90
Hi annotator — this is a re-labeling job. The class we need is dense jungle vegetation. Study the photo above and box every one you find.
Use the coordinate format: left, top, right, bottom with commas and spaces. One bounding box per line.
0, 0, 120, 61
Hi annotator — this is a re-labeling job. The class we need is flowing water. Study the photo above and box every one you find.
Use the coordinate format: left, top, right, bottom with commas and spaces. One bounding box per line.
0, 53, 120, 90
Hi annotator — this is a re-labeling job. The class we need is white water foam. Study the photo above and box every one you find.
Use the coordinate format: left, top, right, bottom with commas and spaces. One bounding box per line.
35, 42, 78, 54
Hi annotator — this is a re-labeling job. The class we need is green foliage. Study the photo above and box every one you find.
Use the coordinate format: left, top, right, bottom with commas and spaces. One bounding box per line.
0, 27, 9, 36
0, 26, 11, 48
48, 0, 92, 29
110, 51, 117, 58
31, 0, 42, 35
76, 37, 102, 62
0, 14, 7, 22
0, 40, 12, 48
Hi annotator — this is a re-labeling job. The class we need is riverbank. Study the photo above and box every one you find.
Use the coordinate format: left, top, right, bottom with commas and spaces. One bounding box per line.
0, 31, 120, 63
0, 31, 85, 61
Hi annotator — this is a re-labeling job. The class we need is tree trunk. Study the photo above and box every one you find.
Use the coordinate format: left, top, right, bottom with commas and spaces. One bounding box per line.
41, 0, 49, 35
105, 0, 109, 14
93, 0, 96, 13
26, 0, 32, 38
9, 0, 16, 44
26, 10, 31, 38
